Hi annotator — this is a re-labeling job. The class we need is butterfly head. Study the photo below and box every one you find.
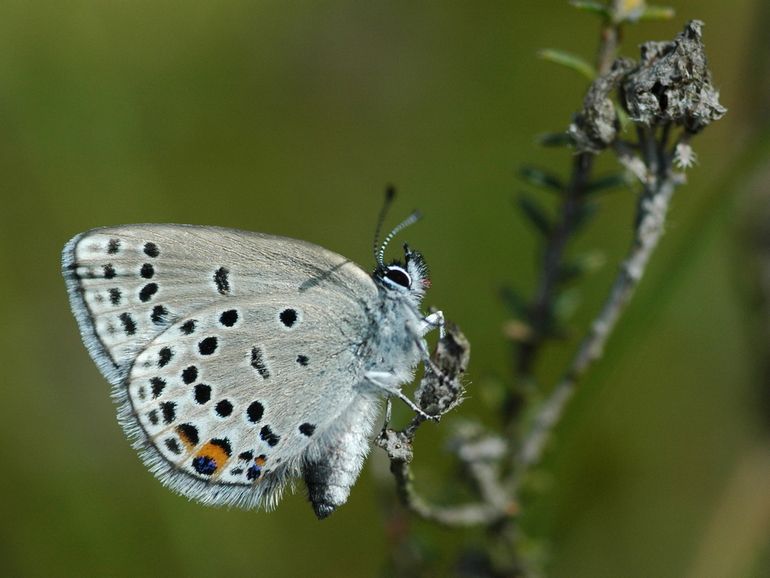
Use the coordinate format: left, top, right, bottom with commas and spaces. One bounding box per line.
374, 243, 430, 300
372, 187, 430, 302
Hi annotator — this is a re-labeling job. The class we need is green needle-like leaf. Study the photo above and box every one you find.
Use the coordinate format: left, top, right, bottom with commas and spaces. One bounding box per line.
585, 173, 629, 194
500, 286, 529, 317
516, 194, 553, 237
560, 251, 606, 282
538, 49, 596, 80
554, 287, 582, 323
518, 165, 565, 193
638, 4, 675, 21
569, 1, 611, 18
536, 132, 575, 148
573, 201, 599, 230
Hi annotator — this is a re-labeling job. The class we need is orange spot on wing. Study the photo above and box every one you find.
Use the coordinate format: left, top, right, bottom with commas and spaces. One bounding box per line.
196, 442, 230, 473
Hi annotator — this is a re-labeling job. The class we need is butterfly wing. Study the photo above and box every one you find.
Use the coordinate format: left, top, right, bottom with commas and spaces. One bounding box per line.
62, 224, 376, 385
124, 298, 375, 509
62, 224, 382, 509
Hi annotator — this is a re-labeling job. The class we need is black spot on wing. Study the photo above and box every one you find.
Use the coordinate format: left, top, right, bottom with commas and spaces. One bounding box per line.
181, 366, 198, 385
139, 283, 158, 303
177, 423, 199, 446
164, 438, 182, 455
194, 384, 211, 404
299, 423, 316, 436
160, 401, 176, 424
246, 401, 264, 423
109, 288, 122, 306
250, 347, 269, 379
107, 239, 120, 254
143, 242, 159, 258
119, 312, 136, 335
260, 425, 280, 447
158, 347, 173, 367
280, 308, 298, 327
219, 309, 238, 327
198, 337, 218, 355
215, 399, 233, 417
150, 377, 166, 398
213, 267, 230, 295
151, 305, 169, 325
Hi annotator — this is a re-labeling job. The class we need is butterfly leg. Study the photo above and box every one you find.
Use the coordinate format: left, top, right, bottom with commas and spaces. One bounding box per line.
406, 316, 448, 381
382, 397, 393, 430
363, 371, 438, 421
419, 309, 445, 338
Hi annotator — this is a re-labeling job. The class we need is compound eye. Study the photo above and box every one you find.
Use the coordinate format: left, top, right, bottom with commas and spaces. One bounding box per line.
385, 266, 411, 289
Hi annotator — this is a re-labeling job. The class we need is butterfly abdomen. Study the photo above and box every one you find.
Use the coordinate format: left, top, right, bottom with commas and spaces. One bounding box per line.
301, 391, 381, 518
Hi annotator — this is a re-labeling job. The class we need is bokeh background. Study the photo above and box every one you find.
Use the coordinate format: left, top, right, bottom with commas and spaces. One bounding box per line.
2, 1, 768, 576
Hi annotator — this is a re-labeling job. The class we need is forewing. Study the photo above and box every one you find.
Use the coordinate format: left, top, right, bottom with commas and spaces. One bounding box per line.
62, 224, 376, 386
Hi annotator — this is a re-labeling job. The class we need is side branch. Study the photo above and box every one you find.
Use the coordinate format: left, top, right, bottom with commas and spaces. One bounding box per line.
512, 19, 725, 486
379, 427, 511, 527
514, 156, 679, 478
378, 323, 514, 527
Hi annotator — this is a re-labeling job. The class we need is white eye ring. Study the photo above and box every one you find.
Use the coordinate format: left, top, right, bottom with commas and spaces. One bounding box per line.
383, 265, 411, 289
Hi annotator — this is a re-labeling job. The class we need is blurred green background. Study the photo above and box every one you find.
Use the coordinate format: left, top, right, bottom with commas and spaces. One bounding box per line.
1, 1, 768, 576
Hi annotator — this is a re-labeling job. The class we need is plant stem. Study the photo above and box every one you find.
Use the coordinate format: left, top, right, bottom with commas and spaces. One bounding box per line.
504, 13, 621, 428
513, 132, 678, 484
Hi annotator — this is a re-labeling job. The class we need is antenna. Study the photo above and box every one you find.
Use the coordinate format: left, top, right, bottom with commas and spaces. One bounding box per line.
377, 210, 422, 267
372, 185, 397, 265
372, 184, 422, 267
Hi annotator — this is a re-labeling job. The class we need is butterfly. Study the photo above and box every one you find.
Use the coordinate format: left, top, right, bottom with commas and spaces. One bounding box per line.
61, 198, 443, 518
